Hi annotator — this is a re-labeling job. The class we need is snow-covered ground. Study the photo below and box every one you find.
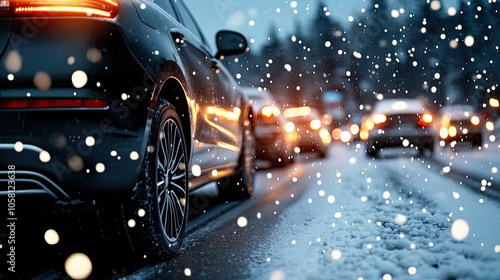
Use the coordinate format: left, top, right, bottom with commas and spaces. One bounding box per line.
247, 143, 500, 280
123, 141, 500, 280
433, 139, 500, 189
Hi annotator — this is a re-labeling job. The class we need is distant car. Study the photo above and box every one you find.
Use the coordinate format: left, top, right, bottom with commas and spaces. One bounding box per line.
283, 106, 331, 158
331, 112, 365, 143
437, 105, 483, 148
365, 99, 436, 157
0, 0, 254, 261
242, 88, 296, 167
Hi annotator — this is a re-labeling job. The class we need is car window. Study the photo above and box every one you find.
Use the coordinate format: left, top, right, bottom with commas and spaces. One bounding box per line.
171, 0, 208, 47
152, 0, 178, 19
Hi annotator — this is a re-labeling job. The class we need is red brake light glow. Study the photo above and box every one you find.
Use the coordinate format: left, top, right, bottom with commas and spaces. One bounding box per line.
0, 99, 109, 109
419, 113, 433, 126
0, 1, 10, 16
470, 115, 480, 126
13, 0, 119, 18
372, 114, 387, 124
260, 105, 280, 118
309, 119, 321, 130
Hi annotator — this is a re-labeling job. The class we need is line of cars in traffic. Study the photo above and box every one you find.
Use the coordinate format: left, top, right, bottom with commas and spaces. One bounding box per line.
245, 90, 495, 162
330, 98, 497, 158
242, 88, 331, 168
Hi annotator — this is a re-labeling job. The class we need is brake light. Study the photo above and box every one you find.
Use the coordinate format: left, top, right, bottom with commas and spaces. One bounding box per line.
470, 115, 480, 126
309, 119, 321, 130
419, 113, 433, 126
448, 126, 458, 137
439, 127, 448, 139
372, 114, 387, 124
260, 105, 280, 118
0, 1, 10, 16
13, 0, 119, 18
0, 99, 109, 109
284, 121, 295, 133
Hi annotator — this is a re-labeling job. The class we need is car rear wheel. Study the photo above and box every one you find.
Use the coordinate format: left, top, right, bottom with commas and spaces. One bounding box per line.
366, 144, 378, 158
271, 152, 292, 168
99, 99, 189, 261
418, 144, 434, 157
472, 135, 482, 148
318, 149, 328, 159
218, 116, 255, 200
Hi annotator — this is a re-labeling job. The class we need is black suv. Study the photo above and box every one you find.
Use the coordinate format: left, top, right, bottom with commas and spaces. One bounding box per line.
0, 0, 254, 261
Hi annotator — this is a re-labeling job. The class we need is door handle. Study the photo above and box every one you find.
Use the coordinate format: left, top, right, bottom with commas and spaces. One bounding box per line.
170, 28, 185, 46
211, 60, 220, 73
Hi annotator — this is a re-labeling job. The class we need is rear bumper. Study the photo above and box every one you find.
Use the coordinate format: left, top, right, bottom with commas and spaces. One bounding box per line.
296, 131, 329, 153
0, 17, 158, 198
0, 119, 148, 199
0, 85, 152, 199
255, 133, 295, 159
368, 134, 435, 148
440, 131, 482, 142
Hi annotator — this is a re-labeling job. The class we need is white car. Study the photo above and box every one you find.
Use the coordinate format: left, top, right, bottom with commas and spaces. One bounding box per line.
365, 99, 436, 157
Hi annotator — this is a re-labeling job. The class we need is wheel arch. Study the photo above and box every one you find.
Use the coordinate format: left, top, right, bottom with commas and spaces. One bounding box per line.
242, 97, 256, 130
157, 77, 193, 161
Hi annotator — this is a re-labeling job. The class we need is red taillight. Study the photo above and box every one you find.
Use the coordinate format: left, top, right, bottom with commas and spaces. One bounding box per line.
470, 115, 480, 126
260, 105, 280, 118
372, 114, 387, 125
0, 99, 109, 109
0, 1, 10, 16
419, 113, 433, 126
13, 0, 119, 18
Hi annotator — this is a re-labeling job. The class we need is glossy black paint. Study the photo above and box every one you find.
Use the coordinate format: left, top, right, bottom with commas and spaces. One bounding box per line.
0, 0, 251, 199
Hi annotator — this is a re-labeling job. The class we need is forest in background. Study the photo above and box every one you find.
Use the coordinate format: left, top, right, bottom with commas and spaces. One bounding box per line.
223, 0, 500, 117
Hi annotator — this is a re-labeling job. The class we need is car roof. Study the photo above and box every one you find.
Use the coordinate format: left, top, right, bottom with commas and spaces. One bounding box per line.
241, 87, 275, 107
372, 99, 428, 114
439, 105, 477, 118
283, 106, 321, 119
440, 105, 475, 113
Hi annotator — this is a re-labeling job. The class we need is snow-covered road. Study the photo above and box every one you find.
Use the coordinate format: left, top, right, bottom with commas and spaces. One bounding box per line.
247, 144, 500, 280
126, 143, 500, 280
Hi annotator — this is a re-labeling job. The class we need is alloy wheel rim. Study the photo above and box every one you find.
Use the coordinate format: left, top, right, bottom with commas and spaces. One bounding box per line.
157, 118, 187, 243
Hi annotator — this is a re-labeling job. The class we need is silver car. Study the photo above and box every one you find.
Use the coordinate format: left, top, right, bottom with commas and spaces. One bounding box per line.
365, 99, 436, 157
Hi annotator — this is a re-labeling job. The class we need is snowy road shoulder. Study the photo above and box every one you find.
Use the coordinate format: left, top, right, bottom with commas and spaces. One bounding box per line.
250, 145, 500, 280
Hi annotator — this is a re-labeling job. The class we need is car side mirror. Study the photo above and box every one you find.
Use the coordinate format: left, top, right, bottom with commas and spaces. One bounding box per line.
215, 30, 249, 59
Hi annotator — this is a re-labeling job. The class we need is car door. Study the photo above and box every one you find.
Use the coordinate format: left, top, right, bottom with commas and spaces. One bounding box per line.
170, 1, 243, 170
155, 0, 220, 178
212, 61, 243, 167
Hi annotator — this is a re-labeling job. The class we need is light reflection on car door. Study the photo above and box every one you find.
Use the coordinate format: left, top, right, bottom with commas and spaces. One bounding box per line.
162, 0, 220, 179
212, 64, 242, 167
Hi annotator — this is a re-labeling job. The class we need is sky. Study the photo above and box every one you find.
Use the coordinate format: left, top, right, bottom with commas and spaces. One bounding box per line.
184, 0, 459, 52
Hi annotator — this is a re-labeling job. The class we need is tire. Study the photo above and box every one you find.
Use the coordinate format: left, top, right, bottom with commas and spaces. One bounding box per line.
218, 115, 255, 200
270, 157, 286, 168
472, 135, 482, 148
318, 147, 328, 159
271, 152, 290, 168
99, 99, 189, 261
418, 144, 434, 157
366, 144, 378, 158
